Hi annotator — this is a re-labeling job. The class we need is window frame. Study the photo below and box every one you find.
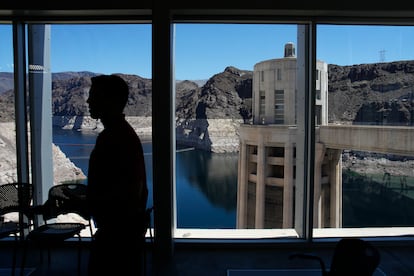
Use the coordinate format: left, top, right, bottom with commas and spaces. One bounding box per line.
4, 9, 414, 259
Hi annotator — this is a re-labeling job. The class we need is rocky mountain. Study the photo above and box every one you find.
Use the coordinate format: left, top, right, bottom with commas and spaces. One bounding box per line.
0, 72, 153, 121
1, 60, 414, 151
328, 61, 414, 124
175, 66, 252, 121
0, 86, 14, 122
51, 73, 153, 117
0, 72, 14, 94
0, 122, 86, 184
2, 61, 414, 184
2, 61, 414, 125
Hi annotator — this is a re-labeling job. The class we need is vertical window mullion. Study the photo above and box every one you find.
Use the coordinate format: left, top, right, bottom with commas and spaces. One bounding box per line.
152, 8, 175, 259
12, 22, 30, 185
295, 23, 316, 240
307, 22, 317, 242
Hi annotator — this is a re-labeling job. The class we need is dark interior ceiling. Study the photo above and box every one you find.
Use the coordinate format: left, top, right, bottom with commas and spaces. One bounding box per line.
1, 1, 414, 21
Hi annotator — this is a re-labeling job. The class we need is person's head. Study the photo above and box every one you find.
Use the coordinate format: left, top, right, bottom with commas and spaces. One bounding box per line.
87, 74, 129, 120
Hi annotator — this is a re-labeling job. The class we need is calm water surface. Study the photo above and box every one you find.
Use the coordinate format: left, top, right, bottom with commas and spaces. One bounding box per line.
53, 127, 238, 228
53, 128, 414, 229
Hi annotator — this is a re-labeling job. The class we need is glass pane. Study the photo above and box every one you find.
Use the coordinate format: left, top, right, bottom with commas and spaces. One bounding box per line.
315, 25, 414, 237
0, 24, 17, 186
174, 23, 303, 238
49, 24, 153, 232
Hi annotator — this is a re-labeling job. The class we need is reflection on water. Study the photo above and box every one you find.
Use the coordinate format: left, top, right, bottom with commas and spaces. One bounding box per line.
177, 149, 238, 211
53, 127, 238, 228
343, 170, 414, 227
176, 149, 238, 228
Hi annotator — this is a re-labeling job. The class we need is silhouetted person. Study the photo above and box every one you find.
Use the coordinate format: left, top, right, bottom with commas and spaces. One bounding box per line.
86, 74, 148, 276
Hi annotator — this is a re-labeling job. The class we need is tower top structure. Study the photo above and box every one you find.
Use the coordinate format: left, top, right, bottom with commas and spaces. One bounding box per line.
284, 42, 296, 58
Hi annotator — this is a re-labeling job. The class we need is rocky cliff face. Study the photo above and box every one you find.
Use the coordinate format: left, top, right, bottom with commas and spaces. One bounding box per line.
175, 66, 252, 152
1, 61, 414, 183
1, 61, 414, 154
0, 122, 86, 184
328, 61, 414, 124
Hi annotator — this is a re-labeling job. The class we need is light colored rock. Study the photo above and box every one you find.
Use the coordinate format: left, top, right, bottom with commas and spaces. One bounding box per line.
54, 115, 241, 152
52, 143, 87, 183
342, 154, 414, 177
206, 119, 243, 153
0, 122, 86, 185
175, 118, 242, 153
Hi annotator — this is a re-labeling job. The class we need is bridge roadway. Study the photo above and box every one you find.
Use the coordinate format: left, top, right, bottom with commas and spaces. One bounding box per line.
319, 125, 414, 156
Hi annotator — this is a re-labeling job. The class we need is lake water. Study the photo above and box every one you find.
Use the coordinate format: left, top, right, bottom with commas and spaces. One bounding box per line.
52, 127, 238, 229
53, 127, 414, 229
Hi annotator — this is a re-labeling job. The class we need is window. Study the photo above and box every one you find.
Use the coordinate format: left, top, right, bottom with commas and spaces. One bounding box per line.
1, 23, 153, 233
274, 89, 284, 124
259, 90, 266, 122
50, 25, 152, 204
174, 22, 414, 240
277, 68, 282, 80
51, 23, 153, 214
174, 24, 299, 236
315, 24, 414, 237
0, 24, 18, 186
3, 13, 414, 247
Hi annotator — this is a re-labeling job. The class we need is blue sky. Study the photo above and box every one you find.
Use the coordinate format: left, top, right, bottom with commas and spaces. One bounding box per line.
1, 23, 414, 80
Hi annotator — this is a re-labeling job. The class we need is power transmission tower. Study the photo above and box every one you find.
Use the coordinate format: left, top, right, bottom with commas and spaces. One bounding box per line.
379, 50, 386, 62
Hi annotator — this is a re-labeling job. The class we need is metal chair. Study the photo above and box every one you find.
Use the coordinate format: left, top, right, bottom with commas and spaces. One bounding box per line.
289, 238, 381, 276
21, 183, 93, 276
142, 206, 154, 275
0, 182, 33, 276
